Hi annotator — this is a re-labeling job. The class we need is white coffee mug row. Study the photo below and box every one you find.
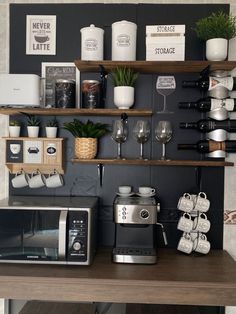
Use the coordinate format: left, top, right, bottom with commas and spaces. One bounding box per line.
177, 192, 210, 213
11, 169, 64, 189
177, 232, 211, 255
177, 212, 211, 233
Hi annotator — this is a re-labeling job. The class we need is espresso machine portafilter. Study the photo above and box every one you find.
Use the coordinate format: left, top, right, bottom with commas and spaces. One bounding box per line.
112, 196, 167, 264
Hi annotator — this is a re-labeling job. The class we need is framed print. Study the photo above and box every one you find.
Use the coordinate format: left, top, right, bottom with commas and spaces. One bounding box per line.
26, 15, 56, 55
41, 62, 80, 108
24, 140, 43, 164
6, 140, 23, 163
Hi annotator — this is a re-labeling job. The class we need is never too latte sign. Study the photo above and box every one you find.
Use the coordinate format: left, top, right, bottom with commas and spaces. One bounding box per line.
26, 15, 56, 55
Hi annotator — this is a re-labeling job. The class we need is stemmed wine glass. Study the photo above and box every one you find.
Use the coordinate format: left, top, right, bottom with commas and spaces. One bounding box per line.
133, 120, 150, 159
111, 120, 128, 159
156, 76, 176, 114
155, 121, 172, 160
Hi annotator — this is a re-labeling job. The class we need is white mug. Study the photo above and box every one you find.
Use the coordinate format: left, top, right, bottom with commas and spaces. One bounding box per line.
177, 213, 193, 233
193, 233, 211, 254
177, 232, 193, 254
177, 193, 194, 213
138, 186, 155, 195
193, 213, 211, 233
28, 170, 45, 189
118, 186, 132, 194
194, 192, 210, 213
11, 170, 29, 188
45, 170, 64, 188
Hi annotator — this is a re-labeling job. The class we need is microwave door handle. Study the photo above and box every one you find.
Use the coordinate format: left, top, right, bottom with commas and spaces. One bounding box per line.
58, 210, 68, 260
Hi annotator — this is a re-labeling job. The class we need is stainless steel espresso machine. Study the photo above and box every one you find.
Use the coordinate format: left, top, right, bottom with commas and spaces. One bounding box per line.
112, 196, 167, 264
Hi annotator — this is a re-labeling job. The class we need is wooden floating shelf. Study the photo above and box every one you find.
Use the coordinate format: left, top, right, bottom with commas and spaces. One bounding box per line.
72, 158, 234, 167
5, 163, 64, 174
74, 60, 236, 74
0, 108, 152, 116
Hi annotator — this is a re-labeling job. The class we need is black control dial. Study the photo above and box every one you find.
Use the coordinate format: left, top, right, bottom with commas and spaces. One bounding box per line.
140, 209, 150, 219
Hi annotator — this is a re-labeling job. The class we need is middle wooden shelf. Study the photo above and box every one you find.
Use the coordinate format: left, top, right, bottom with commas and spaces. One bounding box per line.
0, 108, 152, 117
71, 158, 234, 167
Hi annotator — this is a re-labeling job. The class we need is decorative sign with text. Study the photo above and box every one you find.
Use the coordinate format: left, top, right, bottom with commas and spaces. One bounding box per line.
26, 15, 56, 55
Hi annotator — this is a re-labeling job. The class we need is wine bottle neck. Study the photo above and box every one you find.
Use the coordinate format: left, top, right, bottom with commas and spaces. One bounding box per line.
179, 122, 197, 129
178, 144, 197, 150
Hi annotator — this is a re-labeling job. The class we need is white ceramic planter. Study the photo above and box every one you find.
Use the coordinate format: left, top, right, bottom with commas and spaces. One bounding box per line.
114, 86, 134, 109
46, 127, 57, 138
9, 126, 20, 137
206, 38, 228, 61
27, 126, 39, 138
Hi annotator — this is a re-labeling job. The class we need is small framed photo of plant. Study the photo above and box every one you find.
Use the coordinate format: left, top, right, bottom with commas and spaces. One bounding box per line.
41, 62, 80, 108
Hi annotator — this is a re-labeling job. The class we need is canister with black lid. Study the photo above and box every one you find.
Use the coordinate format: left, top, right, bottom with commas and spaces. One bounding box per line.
55, 79, 76, 108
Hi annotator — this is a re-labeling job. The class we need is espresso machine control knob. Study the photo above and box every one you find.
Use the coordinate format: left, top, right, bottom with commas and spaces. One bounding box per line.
140, 209, 150, 219
72, 239, 82, 251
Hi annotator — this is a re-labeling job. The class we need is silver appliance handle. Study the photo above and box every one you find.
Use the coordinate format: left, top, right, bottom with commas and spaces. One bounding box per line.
58, 210, 68, 260
156, 222, 168, 246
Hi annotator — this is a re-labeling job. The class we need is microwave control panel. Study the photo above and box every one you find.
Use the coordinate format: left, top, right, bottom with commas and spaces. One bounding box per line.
68, 210, 88, 262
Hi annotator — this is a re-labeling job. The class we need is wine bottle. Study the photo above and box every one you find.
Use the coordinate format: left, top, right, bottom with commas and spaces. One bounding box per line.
179, 97, 236, 112
179, 118, 236, 132
178, 140, 236, 154
182, 76, 236, 91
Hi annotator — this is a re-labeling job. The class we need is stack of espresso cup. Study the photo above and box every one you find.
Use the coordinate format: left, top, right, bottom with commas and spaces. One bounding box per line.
176, 192, 211, 255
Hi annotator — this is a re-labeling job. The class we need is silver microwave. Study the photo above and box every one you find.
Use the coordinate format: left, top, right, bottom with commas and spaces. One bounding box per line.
0, 196, 98, 265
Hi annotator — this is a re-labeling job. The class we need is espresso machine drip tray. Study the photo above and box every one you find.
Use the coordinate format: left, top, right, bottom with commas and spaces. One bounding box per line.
113, 247, 157, 264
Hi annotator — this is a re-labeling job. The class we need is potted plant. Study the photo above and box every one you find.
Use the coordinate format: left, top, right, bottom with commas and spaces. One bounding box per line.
194, 11, 236, 61
111, 67, 138, 109
64, 119, 110, 159
46, 118, 58, 138
24, 114, 40, 138
9, 120, 21, 137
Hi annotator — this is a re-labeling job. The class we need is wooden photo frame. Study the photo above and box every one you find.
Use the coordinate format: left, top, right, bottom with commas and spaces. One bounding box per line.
41, 62, 80, 108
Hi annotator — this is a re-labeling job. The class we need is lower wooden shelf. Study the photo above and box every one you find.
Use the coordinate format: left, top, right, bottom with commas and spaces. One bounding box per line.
72, 158, 234, 167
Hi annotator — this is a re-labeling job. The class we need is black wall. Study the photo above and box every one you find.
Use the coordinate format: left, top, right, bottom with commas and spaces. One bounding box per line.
9, 3, 228, 249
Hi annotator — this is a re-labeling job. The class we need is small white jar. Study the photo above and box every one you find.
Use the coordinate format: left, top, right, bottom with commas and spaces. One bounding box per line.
112, 20, 137, 61
80, 24, 104, 60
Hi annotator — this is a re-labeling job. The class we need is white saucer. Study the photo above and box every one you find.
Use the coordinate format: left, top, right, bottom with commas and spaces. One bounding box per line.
117, 192, 135, 197
136, 192, 156, 198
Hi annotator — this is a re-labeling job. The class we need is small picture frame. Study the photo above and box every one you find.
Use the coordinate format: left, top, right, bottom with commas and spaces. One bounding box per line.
6, 140, 23, 163
41, 62, 80, 108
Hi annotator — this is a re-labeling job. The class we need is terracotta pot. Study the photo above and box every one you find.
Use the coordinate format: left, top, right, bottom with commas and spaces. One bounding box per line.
75, 137, 98, 159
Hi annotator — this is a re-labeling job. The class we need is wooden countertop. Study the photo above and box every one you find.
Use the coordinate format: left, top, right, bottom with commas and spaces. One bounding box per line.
0, 249, 235, 306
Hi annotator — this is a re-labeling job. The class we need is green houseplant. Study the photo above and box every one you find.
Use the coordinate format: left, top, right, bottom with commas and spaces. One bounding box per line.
9, 119, 21, 138
111, 67, 138, 109
46, 118, 58, 138
64, 119, 110, 159
25, 114, 40, 138
194, 11, 236, 61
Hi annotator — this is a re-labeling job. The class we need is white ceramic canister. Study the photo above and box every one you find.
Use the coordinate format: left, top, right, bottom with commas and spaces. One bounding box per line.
80, 24, 104, 61
112, 20, 137, 61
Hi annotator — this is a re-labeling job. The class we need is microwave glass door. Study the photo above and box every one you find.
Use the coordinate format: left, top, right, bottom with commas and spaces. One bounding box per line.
0, 210, 61, 261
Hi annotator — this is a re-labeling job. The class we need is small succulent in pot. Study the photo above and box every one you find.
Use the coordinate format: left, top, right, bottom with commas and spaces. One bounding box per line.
46, 117, 58, 138
111, 67, 138, 109
22, 113, 40, 138
64, 119, 110, 159
9, 119, 21, 137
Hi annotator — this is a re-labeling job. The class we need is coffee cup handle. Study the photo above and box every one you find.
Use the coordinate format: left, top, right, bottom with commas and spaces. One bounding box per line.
183, 193, 191, 199
200, 213, 207, 219
151, 188, 155, 193
198, 192, 207, 199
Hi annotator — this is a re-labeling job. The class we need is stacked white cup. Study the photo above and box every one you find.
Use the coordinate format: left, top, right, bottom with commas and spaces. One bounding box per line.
176, 192, 211, 255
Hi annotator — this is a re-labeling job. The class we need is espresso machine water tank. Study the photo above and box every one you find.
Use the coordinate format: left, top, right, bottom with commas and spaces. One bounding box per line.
112, 196, 167, 264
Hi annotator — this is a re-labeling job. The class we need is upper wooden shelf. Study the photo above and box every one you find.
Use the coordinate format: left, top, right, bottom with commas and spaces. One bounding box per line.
74, 60, 236, 74
72, 158, 234, 167
0, 108, 152, 117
